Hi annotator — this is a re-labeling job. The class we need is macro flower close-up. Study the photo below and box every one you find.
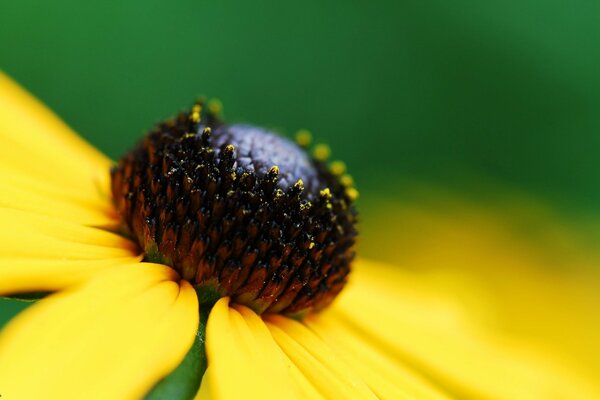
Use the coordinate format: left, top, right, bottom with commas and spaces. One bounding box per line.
2, 1, 600, 399
0, 72, 598, 399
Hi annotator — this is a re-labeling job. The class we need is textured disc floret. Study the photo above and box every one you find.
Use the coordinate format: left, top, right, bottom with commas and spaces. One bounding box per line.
111, 100, 358, 317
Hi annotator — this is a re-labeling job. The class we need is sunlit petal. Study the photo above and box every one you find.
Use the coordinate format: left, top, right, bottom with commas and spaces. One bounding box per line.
201, 298, 318, 400
0, 165, 117, 227
0, 208, 138, 294
266, 315, 378, 400
0, 257, 141, 294
0, 263, 199, 400
0, 208, 137, 261
305, 312, 452, 400
0, 72, 111, 198
333, 259, 600, 399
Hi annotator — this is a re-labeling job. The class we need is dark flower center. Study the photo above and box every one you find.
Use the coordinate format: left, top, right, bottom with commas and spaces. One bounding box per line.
110, 101, 357, 317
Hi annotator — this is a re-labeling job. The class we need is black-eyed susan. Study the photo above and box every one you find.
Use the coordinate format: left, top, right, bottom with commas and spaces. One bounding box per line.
0, 71, 598, 400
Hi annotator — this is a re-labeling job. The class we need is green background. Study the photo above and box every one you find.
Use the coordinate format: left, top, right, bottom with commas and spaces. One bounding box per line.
2, 0, 599, 209
1, 1, 599, 322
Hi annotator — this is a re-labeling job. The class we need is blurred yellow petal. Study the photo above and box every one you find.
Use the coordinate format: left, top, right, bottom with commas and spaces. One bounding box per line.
0, 165, 117, 227
305, 313, 452, 400
361, 195, 600, 381
332, 258, 600, 400
0, 71, 111, 197
0, 257, 142, 295
0, 263, 199, 400
0, 208, 137, 259
266, 315, 378, 400
202, 298, 319, 400
0, 207, 139, 294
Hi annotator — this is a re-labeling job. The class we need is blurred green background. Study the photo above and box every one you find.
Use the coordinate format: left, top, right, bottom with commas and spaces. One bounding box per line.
1, 1, 599, 326
2, 0, 599, 210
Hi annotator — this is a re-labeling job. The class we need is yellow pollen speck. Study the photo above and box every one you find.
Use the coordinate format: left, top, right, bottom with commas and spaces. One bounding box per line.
309, 242, 315, 249
346, 187, 359, 201
340, 174, 354, 187
225, 144, 235, 152
208, 99, 223, 115
313, 144, 331, 161
203, 127, 212, 134
320, 188, 332, 199
270, 166, 280, 175
300, 201, 312, 212
182, 133, 196, 140
329, 161, 346, 175
190, 112, 201, 123
295, 129, 312, 147
294, 179, 304, 190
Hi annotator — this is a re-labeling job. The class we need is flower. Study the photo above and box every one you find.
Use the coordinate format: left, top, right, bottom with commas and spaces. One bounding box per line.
0, 71, 598, 399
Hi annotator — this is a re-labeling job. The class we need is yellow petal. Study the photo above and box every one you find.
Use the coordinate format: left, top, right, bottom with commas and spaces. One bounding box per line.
0, 208, 137, 260
266, 315, 378, 400
0, 208, 138, 295
333, 259, 600, 400
305, 313, 452, 400
0, 257, 141, 294
0, 71, 111, 197
0, 165, 117, 227
0, 263, 199, 400
361, 195, 600, 378
202, 298, 318, 400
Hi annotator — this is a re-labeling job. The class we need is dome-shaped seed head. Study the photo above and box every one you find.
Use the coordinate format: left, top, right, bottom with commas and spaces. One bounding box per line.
110, 100, 358, 317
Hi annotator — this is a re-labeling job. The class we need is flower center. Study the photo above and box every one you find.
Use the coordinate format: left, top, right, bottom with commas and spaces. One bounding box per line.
110, 101, 357, 317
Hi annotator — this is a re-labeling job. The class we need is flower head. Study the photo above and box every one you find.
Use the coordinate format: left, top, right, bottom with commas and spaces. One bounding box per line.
0, 72, 598, 400
110, 102, 357, 316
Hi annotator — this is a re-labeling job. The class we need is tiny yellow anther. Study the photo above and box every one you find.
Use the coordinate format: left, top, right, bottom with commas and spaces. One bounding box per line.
345, 187, 359, 201
269, 166, 280, 175
295, 129, 313, 147
203, 127, 212, 134
320, 188, 332, 199
308, 242, 315, 250
300, 201, 312, 212
208, 99, 223, 115
190, 111, 201, 123
313, 144, 331, 161
294, 179, 304, 190
329, 161, 346, 176
340, 174, 354, 187
225, 144, 235, 152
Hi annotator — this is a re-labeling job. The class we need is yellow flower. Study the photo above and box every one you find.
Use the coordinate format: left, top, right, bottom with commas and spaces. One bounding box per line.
0, 71, 598, 399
